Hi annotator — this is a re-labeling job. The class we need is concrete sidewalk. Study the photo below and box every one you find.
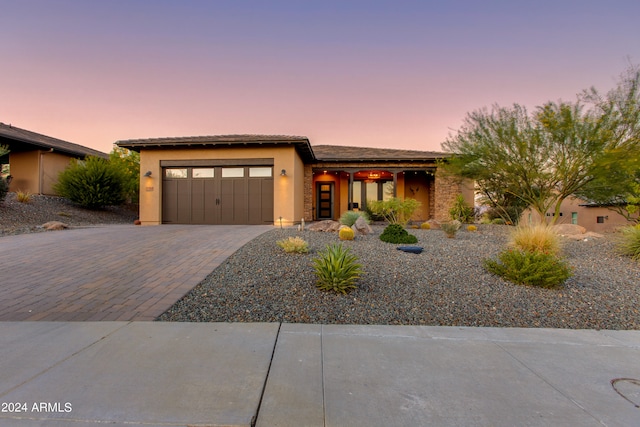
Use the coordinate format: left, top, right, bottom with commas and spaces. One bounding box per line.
0, 322, 638, 426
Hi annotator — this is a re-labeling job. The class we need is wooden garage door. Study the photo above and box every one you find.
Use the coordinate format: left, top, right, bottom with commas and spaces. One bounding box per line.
162, 166, 273, 225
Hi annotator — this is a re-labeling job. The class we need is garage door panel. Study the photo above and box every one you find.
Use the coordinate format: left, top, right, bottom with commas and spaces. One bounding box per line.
163, 165, 272, 225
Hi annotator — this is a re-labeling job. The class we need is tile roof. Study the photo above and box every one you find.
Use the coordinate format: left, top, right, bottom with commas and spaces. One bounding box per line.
0, 123, 107, 158
311, 144, 449, 161
116, 134, 314, 161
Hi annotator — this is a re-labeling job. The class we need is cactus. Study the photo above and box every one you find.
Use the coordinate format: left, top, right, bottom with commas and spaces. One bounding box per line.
339, 226, 355, 240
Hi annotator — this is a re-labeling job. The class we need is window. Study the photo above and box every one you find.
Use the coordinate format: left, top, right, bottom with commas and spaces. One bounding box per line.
165, 168, 187, 178
221, 167, 244, 178
249, 167, 272, 177
597, 216, 606, 223
192, 168, 214, 178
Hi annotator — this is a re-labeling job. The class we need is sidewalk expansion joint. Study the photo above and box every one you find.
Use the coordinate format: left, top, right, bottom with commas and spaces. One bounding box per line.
251, 322, 282, 427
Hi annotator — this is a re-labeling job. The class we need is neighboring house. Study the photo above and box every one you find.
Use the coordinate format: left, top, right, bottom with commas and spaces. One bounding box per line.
0, 123, 107, 195
522, 196, 635, 232
117, 135, 473, 226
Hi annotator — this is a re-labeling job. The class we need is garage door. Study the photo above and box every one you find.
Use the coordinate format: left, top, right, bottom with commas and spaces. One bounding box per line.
162, 166, 273, 225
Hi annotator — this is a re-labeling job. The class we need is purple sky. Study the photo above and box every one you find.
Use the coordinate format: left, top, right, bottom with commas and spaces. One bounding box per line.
2, 0, 639, 153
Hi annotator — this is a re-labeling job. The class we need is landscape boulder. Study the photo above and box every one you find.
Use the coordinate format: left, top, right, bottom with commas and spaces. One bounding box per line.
308, 220, 341, 232
41, 221, 69, 231
352, 215, 373, 235
552, 224, 587, 235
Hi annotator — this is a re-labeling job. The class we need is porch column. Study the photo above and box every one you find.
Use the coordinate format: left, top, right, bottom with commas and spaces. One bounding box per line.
348, 172, 353, 209
393, 171, 398, 197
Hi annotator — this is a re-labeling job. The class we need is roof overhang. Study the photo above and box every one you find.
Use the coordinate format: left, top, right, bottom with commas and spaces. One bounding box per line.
116, 135, 315, 163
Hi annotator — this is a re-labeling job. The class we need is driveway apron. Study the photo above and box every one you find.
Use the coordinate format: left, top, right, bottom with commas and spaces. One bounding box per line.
0, 225, 271, 321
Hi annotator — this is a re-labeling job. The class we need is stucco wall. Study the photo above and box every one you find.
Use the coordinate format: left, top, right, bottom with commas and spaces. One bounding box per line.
8, 151, 39, 194
138, 146, 304, 226
522, 197, 635, 233
41, 152, 74, 195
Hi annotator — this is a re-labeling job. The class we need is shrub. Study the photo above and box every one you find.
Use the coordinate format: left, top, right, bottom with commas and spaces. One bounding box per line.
54, 156, 126, 209
483, 249, 572, 288
420, 222, 431, 230
510, 224, 560, 256
467, 224, 477, 232
491, 218, 506, 225
441, 220, 462, 238
449, 194, 475, 223
340, 210, 369, 227
367, 197, 421, 226
276, 236, 309, 253
16, 190, 31, 203
0, 177, 8, 204
617, 225, 640, 261
379, 223, 418, 244
313, 243, 362, 294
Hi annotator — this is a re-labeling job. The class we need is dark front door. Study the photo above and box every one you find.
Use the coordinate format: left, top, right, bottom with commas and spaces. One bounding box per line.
317, 182, 334, 219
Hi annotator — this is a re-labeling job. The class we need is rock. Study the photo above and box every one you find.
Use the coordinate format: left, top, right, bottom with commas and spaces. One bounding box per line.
308, 220, 340, 232
352, 216, 373, 235
552, 224, 586, 235
134, 219, 141, 225
41, 221, 68, 231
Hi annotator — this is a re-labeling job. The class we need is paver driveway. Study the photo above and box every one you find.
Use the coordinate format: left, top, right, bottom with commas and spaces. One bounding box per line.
0, 225, 272, 321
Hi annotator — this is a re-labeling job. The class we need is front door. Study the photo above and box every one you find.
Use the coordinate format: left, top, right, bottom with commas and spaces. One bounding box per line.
317, 182, 334, 219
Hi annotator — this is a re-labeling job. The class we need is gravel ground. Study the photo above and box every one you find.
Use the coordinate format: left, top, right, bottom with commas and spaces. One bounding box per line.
159, 225, 640, 329
0, 192, 138, 237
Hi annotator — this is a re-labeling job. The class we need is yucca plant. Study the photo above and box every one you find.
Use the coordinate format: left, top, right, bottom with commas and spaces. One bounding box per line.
312, 243, 362, 294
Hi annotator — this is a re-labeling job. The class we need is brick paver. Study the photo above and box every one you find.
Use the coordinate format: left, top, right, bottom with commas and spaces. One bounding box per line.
0, 225, 272, 320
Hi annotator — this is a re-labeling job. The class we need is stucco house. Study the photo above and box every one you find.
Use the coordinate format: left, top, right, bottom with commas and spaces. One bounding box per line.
116, 135, 473, 226
0, 122, 107, 195
523, 196, 637, 233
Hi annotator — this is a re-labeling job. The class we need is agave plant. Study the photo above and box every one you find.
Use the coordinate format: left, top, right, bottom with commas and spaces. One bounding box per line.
312, 243, 362, 294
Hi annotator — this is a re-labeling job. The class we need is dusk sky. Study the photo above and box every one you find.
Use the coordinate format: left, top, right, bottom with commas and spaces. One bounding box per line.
2, 0, 640, 153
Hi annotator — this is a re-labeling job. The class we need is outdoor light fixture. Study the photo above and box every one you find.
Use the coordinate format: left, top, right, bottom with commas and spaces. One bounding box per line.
280, 169, 287, 176
144, 171, 152, 177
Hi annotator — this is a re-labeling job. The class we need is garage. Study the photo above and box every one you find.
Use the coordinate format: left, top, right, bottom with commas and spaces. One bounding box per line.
162, 165, 273, 225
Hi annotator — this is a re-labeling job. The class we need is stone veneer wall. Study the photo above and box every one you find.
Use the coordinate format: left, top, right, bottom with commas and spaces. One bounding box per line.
303, 164, 314, 221
433, 169, 468, 221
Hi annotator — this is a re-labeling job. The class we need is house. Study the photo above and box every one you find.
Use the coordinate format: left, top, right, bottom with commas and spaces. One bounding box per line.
116, 134, 473, 226
522, 196, 636, 232
0, 123, 107, 195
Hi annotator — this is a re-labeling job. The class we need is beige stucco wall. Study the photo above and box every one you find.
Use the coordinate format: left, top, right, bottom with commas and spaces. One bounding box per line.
522, 196, 634, 233
8, 151, 39, 194
138, 145, 305, 226
41, 152, 74, 195
8, 151, 74, 195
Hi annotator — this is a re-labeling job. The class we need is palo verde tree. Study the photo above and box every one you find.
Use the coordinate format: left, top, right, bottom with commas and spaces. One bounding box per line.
574, 65, 640, 223
442, 66, 640, 224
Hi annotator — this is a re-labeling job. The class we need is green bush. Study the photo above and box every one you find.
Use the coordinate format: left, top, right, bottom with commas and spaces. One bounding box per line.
367, 197, 421, 226
276, 236, 309, 253
483, 249, 572, 288
617, 225, 640, 261
449, 194, 475, 223
0, 177, 8, 204
441, 220, 462, 238
313, 243, 362, 294
54, 156, 126, 209
340, 210, 369, 227
491, 218, 506, 225
379, 223, 418, 244
109, 147, 140, 204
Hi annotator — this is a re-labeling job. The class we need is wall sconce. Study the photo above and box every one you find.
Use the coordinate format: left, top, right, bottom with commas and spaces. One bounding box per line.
144, 171, 152, 177
280, 169, 287, 176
